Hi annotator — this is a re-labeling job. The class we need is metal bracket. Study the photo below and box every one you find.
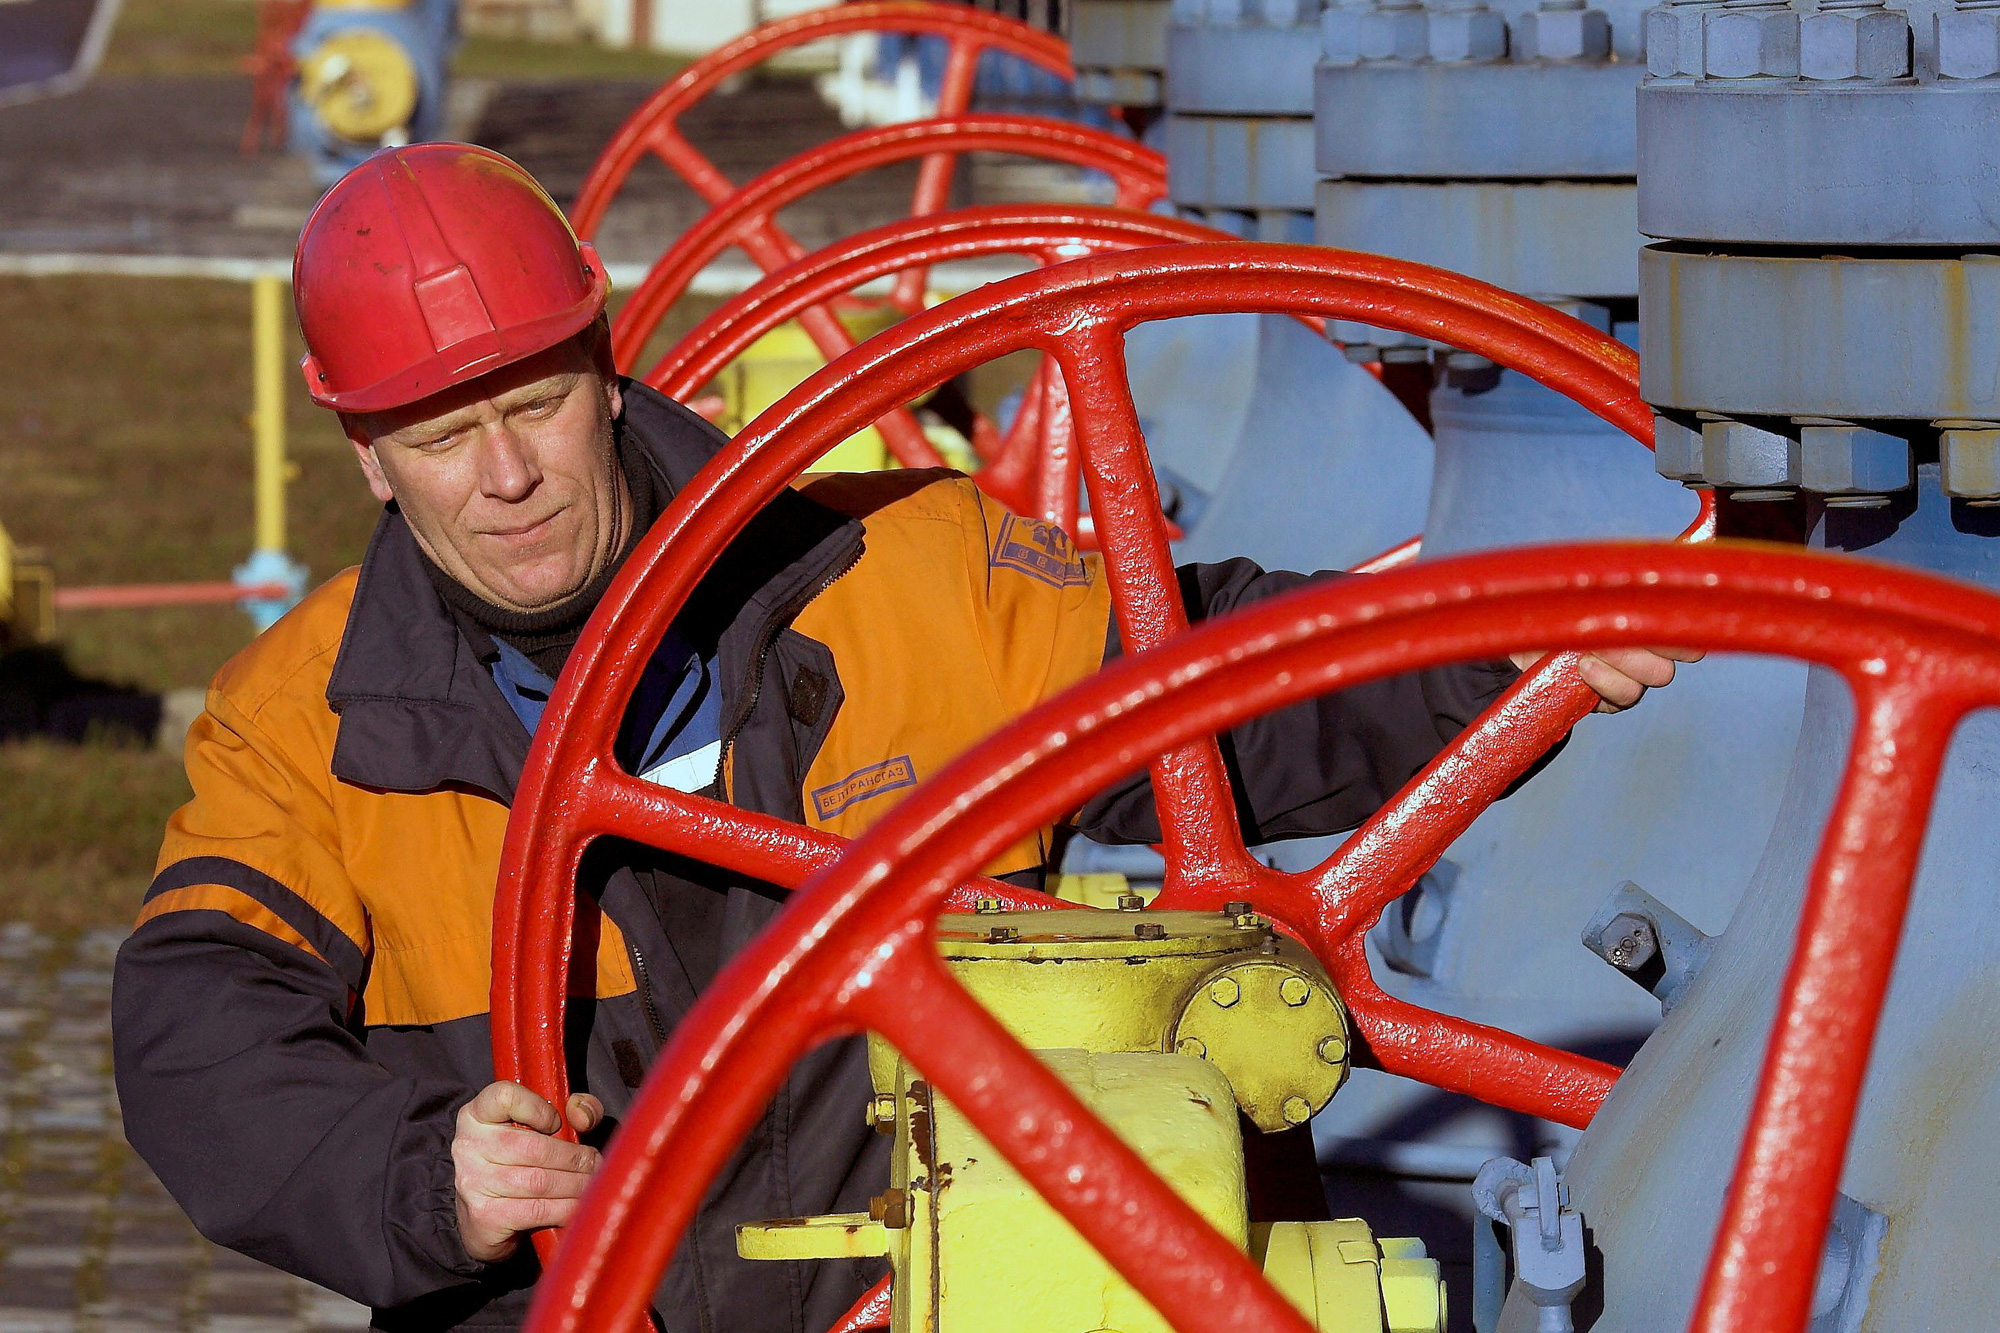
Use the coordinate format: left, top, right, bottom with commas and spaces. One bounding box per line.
1811, 1192, 1887, 1333
1581, 880, 1717, 1014
1473, 1155, 1586, 1333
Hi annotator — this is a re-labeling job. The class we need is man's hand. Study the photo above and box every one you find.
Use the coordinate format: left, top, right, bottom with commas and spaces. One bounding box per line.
1511, 647, 1705, 714
452, 1080, 605, 1262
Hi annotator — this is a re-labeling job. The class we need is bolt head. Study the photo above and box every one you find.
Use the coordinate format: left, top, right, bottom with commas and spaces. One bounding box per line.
1941, 424, 2000, 498
1208, 976, 1242, 1008
1321, 4, 1373, 61
1703, 418, 1799, 488
867, 1092, 898, 1133
1798, 423, 1911, 494
1703, 6, 1800, 78
1357, 6, 1429, 60
1279, 975, 1313, 1007
1281, 1095, 1314, 1125
1520, 6, 1612, 59
1596, 912, 1659, 971
974, 896, 1004, 914
1317, 1034, 1349, 1065
1116, 892, 1146, 912
1645, 3, 1708, 76
1427, 6, 1508, 60
1938, 7, 2000, 79
1801, 7, 1909, 80
1176, 1035, 1209, 1059
1135, 921, 1167, 940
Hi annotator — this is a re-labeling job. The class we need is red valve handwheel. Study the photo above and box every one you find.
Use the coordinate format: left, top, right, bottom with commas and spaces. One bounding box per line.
492, 245, 1706, 1268
524, 540, 2000, 1333
571, 1, 1071, 287
644, 203, 1285, 545
607, 113, 1166, 372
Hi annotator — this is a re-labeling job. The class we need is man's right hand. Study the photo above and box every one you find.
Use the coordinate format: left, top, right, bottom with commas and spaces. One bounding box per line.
452, 1080, 605, 1262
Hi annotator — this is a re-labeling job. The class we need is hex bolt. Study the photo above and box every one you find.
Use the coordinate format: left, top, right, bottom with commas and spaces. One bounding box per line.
1801, 0, 1910, 81
986, 925, 1019, 943
1938, 0, 2000, 79
1596, 913, 1659, 971
1654, 413, 1706, 482
868, 1188, 912, 1229
1282, 1096, 1315, 1125
1519, 0, 1613, 60
1799, 420, 1912, 497
973, 896, 1004, 914
1356, 0, 1430, 61
1647, 0, 1722, 76
1208, 976, 1242, 1008
1940, 422, 2000, 501
1176, 1035, 1209, 1059
1318, 1034, 1349, 1065
1116, 892, 1145, 912
1702, 417, 1799, 490
866, 1092, 899, 1134
1223, 900, 1253, 917
1703, 0, 1801, 78
1280, 975, 1313, 1007
1135, 922, 1168, 940
1426, 0, 1509, 61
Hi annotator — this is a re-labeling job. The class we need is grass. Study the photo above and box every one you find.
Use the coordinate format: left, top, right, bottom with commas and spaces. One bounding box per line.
101, 0, 694, 82
0, 275, 733, 930
0, 740, 192, 933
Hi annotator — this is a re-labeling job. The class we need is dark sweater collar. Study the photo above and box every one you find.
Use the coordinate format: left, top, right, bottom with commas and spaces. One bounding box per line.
323, 382, 730, 799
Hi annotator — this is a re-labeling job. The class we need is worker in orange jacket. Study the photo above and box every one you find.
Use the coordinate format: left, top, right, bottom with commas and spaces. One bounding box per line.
110, 144, 1691, 1331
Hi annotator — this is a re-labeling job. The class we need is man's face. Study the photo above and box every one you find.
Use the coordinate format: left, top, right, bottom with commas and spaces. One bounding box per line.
347, 334, 628, 614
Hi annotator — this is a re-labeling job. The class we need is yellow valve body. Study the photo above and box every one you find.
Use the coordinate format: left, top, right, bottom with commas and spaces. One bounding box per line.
299, 28, 419, 144
738, 909, 1444, 1332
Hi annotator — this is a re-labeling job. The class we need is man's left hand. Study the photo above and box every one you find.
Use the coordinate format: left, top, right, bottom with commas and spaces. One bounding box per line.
1510, 647, 1704, 714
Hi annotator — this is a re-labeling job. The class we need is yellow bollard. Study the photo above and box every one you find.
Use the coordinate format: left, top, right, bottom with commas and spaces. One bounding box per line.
234, 273, 308, 631
253, 274, 288, 556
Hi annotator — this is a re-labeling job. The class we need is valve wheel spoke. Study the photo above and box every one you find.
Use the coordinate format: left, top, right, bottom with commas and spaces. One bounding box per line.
493, 242, 1744, 1326
516, 537, 2000, 1333
607, 116, 1167, 373
570, 1, 1071, 240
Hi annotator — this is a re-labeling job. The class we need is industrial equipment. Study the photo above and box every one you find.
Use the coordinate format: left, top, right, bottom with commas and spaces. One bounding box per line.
1295, 0, 1811, 1235
734, 906, 1447, 1332
1496, 1, 2000, 1327
0, 520, 56, 648
498, 522, 2000, 1332
289, 0, 456, 182
0, 0, 120, 108
487, 240, 1664, 1330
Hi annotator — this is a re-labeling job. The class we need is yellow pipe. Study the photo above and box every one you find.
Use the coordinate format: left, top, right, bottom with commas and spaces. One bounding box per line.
252, 274, 288, 556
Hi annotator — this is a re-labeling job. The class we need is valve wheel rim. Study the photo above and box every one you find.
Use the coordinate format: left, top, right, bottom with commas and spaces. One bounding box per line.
607, 113, 1167, 372
492, 242, 1695, 1268
520, 539, 2000, 1333
569, 1, 1071, 243
644, 203, 1283, 546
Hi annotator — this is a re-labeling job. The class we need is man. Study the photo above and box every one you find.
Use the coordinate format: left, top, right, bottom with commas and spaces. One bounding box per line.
112, 144, 1689, 1331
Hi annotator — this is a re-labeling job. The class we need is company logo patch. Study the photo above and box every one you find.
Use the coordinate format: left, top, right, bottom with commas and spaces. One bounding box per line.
991, 514, 1090, 588
811, 755, 919, 821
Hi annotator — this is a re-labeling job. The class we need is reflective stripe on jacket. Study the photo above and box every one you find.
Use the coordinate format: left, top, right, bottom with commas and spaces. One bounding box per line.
112, 383, 1521, 1331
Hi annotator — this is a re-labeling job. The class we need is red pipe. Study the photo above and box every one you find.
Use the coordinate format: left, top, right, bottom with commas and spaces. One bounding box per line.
53, 581, 292, 611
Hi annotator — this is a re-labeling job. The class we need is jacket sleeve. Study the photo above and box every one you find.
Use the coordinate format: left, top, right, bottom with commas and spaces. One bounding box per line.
112, 689, 488, 1309
1074, 558, 1526, 845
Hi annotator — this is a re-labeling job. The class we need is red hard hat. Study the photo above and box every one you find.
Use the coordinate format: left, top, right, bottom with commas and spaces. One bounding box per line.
294, 142, 610, 413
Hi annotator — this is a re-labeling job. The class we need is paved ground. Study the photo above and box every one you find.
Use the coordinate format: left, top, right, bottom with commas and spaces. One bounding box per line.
0, 925, 370, 1332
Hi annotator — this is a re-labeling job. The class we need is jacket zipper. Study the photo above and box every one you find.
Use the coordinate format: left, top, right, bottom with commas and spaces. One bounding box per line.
712, 542, 863, 793
626, 941, 670, 1047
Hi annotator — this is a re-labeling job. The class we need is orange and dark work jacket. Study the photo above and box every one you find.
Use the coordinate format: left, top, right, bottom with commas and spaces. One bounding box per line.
111, 384, 1524, 1332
